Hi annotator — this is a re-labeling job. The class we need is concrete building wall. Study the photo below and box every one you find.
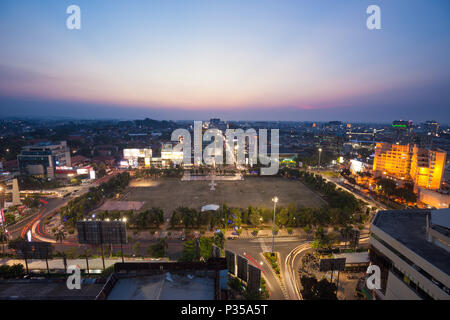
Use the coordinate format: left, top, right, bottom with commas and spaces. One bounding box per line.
418, 188, 450, 209
373, 142, 446, 190
385, 270, 421, 300
370, 226, 449, 300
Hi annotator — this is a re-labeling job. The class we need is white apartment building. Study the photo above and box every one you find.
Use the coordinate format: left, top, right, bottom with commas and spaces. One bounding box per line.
369, 209, 450, 300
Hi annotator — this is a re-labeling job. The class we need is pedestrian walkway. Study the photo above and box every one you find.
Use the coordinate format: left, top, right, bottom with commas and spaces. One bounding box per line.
0, 257, 169, 271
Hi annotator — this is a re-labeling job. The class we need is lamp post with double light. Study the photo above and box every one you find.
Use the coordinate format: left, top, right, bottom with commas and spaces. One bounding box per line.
271, 196, 278, 254
0, 185, 6, 256
318, 148, 322, 168
120, 217, 127, 263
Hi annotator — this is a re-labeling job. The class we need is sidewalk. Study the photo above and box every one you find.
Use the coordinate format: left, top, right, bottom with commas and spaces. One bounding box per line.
225, 227, 309, 239
0, 256, 169, 271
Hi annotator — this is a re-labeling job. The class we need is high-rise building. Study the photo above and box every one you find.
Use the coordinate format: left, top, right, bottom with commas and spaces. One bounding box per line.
392, 120, 413, 144
123, 148, 152, 168
369, 209, 450, 300
18, 141, 71, 179
373, 143, 411, 180
161, 143, 184, 165
373, 142, 446, 190
410, 145, 446, 190
425, 120, 439, 137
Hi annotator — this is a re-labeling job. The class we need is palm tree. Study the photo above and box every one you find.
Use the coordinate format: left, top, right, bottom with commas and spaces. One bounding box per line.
0, 228, 7, 256
54, 229, 66, 244
54, 229, 67, 272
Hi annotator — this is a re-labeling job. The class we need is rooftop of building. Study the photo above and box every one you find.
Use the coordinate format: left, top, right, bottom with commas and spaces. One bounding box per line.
107, 273, 215, 300
372, 209, 450, 276
335, 252, 370, 265
99, 259, 227, 300
22, 141, 67, 150
0, 279, 103, 300
431, 208, 450, 237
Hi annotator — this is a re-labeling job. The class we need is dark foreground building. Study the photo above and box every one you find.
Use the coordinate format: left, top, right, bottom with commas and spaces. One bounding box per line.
97, 258, 228, 300
369, 209, 450, 300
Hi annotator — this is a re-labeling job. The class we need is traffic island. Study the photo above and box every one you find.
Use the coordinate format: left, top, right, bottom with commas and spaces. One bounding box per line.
263, 252, 281, 279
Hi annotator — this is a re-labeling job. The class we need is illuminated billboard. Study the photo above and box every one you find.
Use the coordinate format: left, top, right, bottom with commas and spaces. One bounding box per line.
123, 148, 152, 158
350, 159, 364, 174
123, 148, 152, 168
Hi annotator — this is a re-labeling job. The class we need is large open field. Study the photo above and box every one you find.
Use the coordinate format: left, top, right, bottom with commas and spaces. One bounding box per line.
121, 177, 326, 218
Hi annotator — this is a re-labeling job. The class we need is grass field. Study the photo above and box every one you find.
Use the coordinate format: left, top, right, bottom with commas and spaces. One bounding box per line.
121, 177, 326, 218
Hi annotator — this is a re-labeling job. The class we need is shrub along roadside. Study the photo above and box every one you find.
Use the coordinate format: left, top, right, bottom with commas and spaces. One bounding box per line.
0, 264, 25, 279
263, 252, 280, 278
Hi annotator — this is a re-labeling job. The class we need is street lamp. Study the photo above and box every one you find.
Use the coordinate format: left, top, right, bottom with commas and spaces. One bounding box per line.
0, 185, 4, 208
119, 217, 127, 263
318, 148, 322, 168
0, 185, 5, 255
271, 196, 278, 254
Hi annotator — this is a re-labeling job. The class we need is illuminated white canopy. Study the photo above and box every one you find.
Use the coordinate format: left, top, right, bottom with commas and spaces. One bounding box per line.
201, 204, 220, 212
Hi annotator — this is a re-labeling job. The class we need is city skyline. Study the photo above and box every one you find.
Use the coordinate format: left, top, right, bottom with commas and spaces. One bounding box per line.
1, 0, 450, 122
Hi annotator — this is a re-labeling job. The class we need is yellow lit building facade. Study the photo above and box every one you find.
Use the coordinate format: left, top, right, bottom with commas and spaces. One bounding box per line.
373, 143, 411, 179
410, 145, 446, 190
373, 142, 446, 190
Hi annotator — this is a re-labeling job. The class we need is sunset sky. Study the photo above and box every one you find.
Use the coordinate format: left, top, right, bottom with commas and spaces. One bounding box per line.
1, 0, 449, 122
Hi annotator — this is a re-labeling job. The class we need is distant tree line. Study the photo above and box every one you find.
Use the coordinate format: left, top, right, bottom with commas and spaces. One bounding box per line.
300, 276, 337, 300
178, 232, 224, 262
170, 200, 365, 231
94, 208, 164, 229
135, 167, 183, 179
18, 175, 64, 190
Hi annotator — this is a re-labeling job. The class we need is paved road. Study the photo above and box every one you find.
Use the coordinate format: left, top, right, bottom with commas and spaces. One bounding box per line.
6, 169, 375, 300
22, 172, 121, 242
6, 172, 117, 241
1, 257, 169, 272
283, 242, 311, 299
225, 237, 309, 300
310, 170, 388, 210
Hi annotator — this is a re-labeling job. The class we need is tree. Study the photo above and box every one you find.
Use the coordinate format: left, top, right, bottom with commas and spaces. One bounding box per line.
4, 212, 15, 225
396, 183, 417, 204
213, 231, 225, 249
179, 237, 214, 262
247, 206, 261, 226
311, 227, 336, 250
340, 225, 353, 246
0, 229, 7, 255
277, 208, 290, 226
178, 239, 198, 262
23, 194, 40, 209
148, 238, 168, 258
376, 178, 397, 198
54, 229, 66, 244
300, 276, 337, 300
132, 241, 141, 256
0, 264, 25, 279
